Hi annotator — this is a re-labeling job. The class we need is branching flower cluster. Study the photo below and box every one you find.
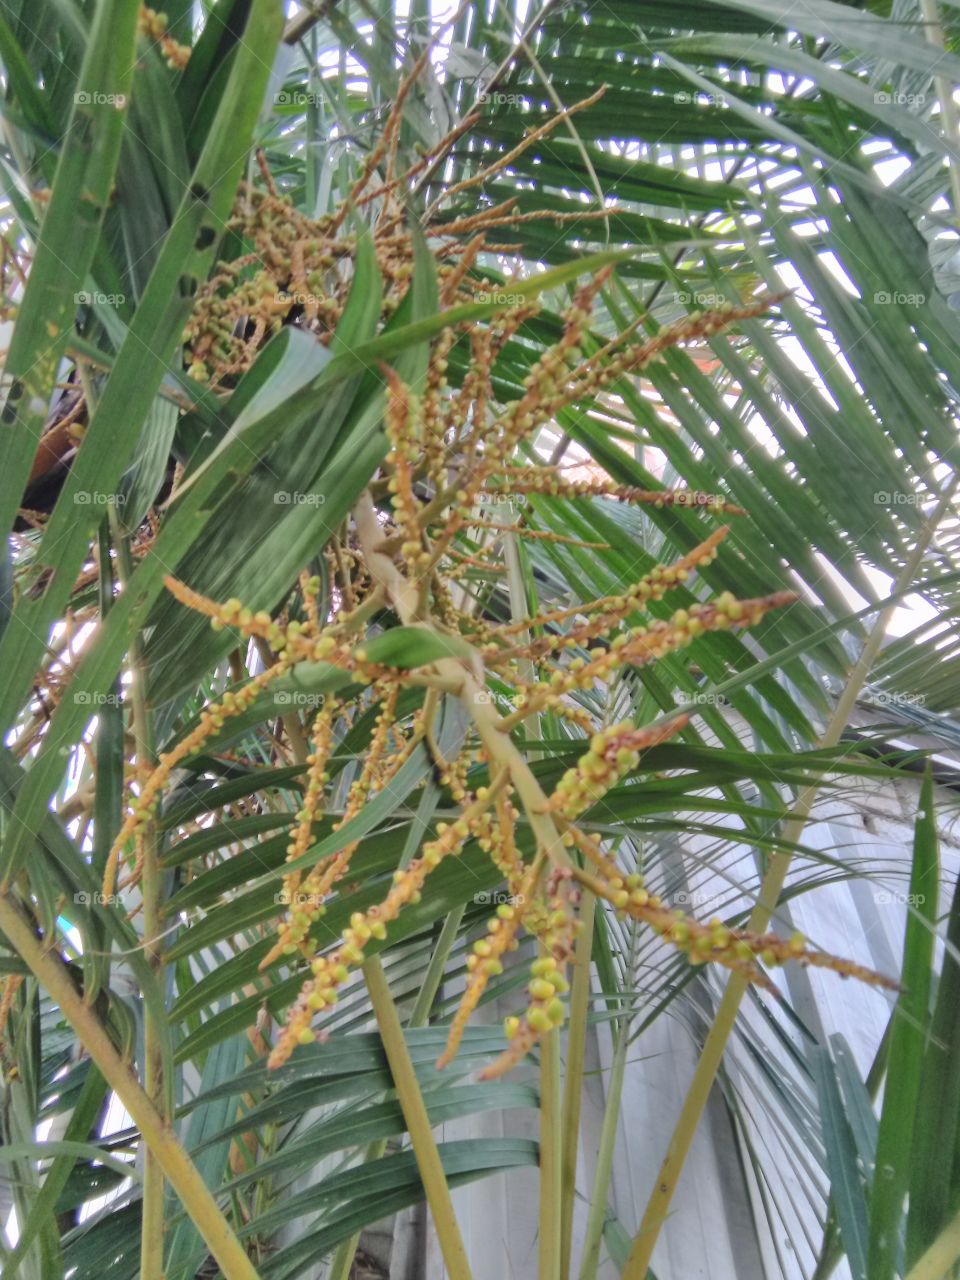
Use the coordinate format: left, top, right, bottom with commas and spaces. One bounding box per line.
102, 67, 897, 1080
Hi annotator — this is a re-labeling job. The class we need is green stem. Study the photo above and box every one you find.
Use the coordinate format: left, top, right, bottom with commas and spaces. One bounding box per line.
254, 635, 309, 760
500, 515, 565, 1280
327, 1207, 379, 1280
109, 502, 166, 1278
329, 911, 465, 1280
363, 955, 473, 1280
410, 905, 467, 1029
0, 896, 259, 1280
577, 931, 634, 1280
327, 1218, 370, 1280
140, 941, 165, 1277
560, 889, 595, 1278
539, 1007, 563, 1280
621, 477, 958, 1280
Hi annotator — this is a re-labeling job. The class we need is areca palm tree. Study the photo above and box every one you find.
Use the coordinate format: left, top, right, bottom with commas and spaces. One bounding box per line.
0, 1, 957, 1278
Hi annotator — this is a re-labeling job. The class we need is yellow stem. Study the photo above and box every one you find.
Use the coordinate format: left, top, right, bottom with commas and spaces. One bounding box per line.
0, 895, 259, 1280
560, 889, 596, 1278
540, 1007, 563, 1280
905, 1204, 960, 1280
363, 955, 473, 1280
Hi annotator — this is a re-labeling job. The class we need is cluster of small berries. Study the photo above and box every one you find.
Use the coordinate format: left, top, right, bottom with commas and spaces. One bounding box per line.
139, 6, 191, 70
550, 717, 689, 820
